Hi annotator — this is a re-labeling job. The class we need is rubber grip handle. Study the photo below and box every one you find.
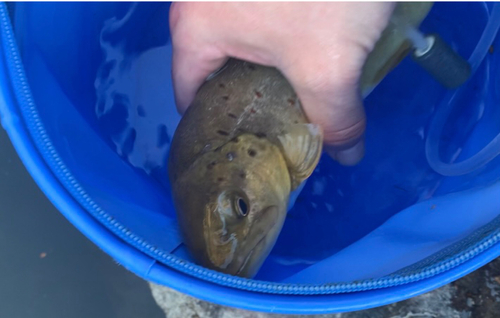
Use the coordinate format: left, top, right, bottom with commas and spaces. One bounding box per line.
412, 34, 471, 89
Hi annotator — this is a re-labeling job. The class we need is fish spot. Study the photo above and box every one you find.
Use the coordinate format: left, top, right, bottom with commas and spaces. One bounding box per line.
207, 161, 217, 170
248, 64, 256, 71
217, 177, 225, 182
255, 132, 267, 138
217, 130, 229, 136
219, 83, 226, 88
222, 96, 229, 101
226, 152, 235, 161
490, 45, 494, 54
254, 90, 263, 98
293, 120, 299, 124
239, 172, 246, 179
227, 113, 237, 119
288, 98, 295, 106
248, 149, 257, 157
250, 108, 256, 114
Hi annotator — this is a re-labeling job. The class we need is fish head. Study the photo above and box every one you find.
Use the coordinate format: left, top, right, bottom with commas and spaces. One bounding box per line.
172, 134, 291, 277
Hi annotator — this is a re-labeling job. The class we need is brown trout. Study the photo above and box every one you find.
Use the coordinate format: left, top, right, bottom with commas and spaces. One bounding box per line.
168, 2, 432, 278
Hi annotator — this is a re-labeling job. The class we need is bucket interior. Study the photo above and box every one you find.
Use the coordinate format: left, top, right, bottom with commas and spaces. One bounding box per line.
9, 2, 500, 286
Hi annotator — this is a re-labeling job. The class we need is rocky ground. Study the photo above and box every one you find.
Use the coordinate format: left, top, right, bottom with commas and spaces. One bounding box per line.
149, 258, 500, 318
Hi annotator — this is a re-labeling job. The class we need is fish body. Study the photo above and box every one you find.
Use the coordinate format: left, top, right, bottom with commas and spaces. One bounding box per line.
169, 59, 322, 277
168, 2, 433, 278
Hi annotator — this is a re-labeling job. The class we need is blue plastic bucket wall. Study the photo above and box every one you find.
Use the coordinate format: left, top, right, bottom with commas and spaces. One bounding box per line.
1, 2, 500, 314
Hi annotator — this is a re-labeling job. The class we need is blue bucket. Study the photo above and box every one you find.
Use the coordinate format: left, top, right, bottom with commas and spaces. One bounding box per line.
1, 2, 500, 314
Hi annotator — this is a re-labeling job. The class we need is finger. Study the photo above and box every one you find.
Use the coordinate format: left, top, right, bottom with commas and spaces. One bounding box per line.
169, 4, 228, 113
171, 46, 228, 113
309, 89, 366, 166
283, 58, 367, 166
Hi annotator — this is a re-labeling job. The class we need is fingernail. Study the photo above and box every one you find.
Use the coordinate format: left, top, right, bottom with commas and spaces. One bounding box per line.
329, 139, 365, 166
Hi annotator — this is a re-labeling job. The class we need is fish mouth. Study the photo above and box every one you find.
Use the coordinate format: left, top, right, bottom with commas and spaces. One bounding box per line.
235, 206, 280, 277
235, 235, 267, 277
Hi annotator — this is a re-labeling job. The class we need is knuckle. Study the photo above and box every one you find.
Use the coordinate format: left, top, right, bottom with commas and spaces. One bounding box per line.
169, 3, 185, 29
323, 118, 366, 148
169, 3, 203, 38
292, 55, 361, 100
296, 63, 337, 96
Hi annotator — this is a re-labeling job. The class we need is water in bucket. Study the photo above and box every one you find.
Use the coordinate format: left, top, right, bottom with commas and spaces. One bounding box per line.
3, 1, 500, 313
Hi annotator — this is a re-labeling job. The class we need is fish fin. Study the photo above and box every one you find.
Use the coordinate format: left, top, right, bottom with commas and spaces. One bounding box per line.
278, 123, 323, 190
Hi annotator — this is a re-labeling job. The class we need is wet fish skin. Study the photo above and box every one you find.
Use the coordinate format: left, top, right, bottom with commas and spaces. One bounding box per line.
169, 59, 323, 278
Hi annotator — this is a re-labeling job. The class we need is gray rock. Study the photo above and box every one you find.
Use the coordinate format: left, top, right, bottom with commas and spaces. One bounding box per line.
149, 258, 500, 318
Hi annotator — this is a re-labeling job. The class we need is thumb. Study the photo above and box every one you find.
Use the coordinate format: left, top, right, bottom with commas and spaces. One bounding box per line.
284, 61, 367, 166
170, 4, 228, 113
171, 47, 228, 113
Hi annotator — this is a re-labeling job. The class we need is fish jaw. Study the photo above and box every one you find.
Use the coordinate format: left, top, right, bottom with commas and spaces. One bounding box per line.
204, 203, 284, 278
171, 134, 291, 277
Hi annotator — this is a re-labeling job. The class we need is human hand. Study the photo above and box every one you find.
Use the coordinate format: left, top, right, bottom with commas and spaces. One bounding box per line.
169, 2, 395, 165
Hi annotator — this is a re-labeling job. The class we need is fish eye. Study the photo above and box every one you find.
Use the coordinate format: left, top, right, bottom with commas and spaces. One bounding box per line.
236, 197, 248, 217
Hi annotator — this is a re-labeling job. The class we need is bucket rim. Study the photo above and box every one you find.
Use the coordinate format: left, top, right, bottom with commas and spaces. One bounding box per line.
1, 2, 499, 314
